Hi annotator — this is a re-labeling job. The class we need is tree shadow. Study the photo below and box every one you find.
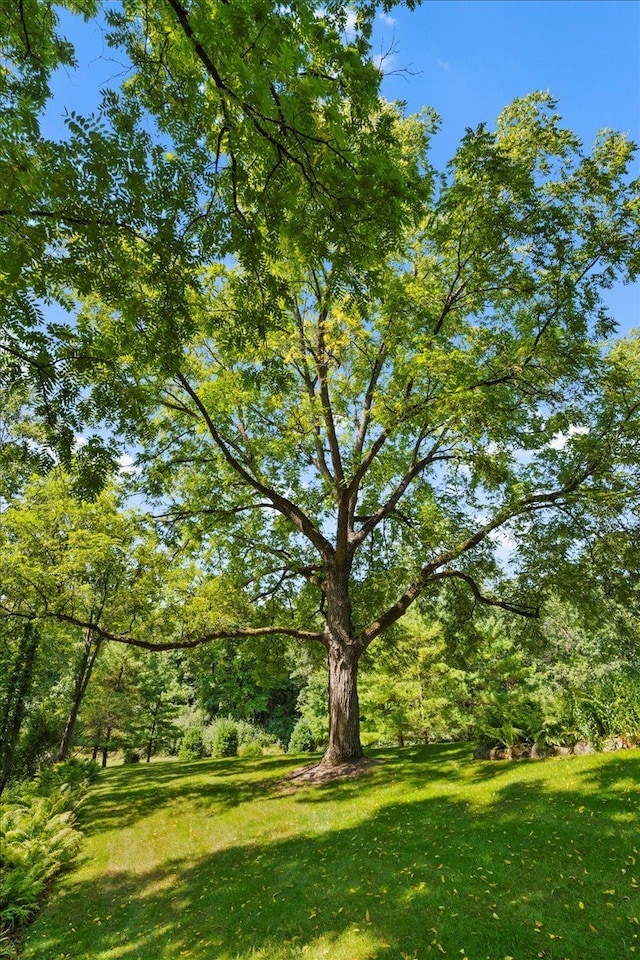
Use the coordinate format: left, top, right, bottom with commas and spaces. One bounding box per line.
81, 755, 299, 837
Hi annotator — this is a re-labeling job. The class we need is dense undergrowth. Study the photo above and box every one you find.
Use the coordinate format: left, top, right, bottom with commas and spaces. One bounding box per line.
0, 759, 99, 956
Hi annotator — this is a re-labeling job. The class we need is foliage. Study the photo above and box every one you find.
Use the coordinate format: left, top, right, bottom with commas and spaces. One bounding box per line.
208, 719, 239, 759
1, 0, 639, 766
178, 728, 206, 762
568, 666, 640, 745
238, 742, 263, 759
359, 615, 472, 746
0, 760, 97, 937
287, 719, 317, 754
293, 670, 330, 750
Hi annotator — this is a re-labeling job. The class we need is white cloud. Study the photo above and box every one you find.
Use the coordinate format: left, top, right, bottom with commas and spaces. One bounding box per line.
117, 454, 138, 475
378, 11, 396, 25
372, 51, 397, 73
344, 9, 357, 35
437, 59, 451, 71
548, 425, 589, 451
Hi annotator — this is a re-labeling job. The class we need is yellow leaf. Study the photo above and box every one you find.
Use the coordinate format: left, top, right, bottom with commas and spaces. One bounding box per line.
492, 912, 499, 920
579, 901, 584, 909
365, 909, 371, 922
589, 924, 598, 933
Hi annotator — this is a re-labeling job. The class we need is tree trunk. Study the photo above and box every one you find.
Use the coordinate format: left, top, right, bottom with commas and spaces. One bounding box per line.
0, 621, 40, 794
101, 725, 112, 768
146, 699, 160, 762
57, 630, 102, 762
322, 640, 364, 765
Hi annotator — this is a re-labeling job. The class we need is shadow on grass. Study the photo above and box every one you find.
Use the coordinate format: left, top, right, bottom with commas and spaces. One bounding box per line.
23, 747, 640, 960
81, 755, 299, 837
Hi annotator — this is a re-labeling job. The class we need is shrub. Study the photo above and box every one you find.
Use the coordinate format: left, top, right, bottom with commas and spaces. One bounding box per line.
210, 719, 238, 758
32, 759, 100, 794
0, 761, 96, 937
568, 666, 640, 745
238, 742, 263, 758
234, 720, 277, 749
178, 728, 206, 761
122, 750, 141, 765
287, 718, 316, 754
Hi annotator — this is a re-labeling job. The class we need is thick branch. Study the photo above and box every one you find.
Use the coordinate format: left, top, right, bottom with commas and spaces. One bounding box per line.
431, 570, 539, 618
176, 372, 334, 560
293, 299, 333, 484
0, 606, 325, 650
356, 460, 600, 648
314, 309, 345, 492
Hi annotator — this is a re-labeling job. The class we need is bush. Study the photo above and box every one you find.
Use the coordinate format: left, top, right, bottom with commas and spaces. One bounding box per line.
235, 720, 277, 749
123, 750, 141, 764
210, 719, 238, 758
178, 728, 206, 761
238, 742, 263, 758
32, 759, 100, 795
0, 761, 96, 936
287, 718, 316, 754
568, 666, 640, 745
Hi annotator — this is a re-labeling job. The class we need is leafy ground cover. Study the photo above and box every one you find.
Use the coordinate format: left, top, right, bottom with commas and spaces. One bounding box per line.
20, 745, 639, 960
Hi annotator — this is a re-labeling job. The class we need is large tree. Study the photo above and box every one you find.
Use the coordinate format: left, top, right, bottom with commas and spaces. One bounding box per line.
40, 96, 640, 765
1, 3, 638, 765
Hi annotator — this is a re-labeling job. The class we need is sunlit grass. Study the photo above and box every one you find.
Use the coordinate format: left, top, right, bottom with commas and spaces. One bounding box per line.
21, 745, 640, 960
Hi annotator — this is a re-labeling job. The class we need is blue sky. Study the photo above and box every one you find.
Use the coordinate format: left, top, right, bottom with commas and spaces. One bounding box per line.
377, 1, 639, 158
48, 0, 640, 332
374, 0, 640, 332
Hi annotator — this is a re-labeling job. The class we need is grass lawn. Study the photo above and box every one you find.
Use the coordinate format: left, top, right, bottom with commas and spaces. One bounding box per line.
20, 744, 639, 960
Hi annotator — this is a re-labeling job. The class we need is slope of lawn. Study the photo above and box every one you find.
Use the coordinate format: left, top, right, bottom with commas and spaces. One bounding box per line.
20, 745, 639, 960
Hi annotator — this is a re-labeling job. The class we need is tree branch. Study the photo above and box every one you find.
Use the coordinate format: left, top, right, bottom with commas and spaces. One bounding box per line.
176, 372, 334, 560
0, 606, 325, 650
431, 570, 539, 618
355, 458, 602, 648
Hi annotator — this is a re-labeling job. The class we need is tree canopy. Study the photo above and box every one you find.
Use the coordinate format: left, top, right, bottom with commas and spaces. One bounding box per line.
1, 1, 639, 765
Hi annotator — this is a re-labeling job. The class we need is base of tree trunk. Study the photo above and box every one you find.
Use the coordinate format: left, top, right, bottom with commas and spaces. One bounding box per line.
283, 756, 384, 786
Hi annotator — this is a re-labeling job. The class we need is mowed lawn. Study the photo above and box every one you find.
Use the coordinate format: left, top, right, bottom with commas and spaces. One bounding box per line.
21, 745, 639, 960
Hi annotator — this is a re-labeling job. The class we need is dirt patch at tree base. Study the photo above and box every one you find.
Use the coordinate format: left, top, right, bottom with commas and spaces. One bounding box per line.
282, 757, 385, 787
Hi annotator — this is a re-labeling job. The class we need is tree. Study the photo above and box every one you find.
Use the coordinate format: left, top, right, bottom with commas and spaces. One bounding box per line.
0, 621, 41, 793
40, 94, 636, 766
0, 0, 417, 476
1, 3, 638, 766
0, 471, 184, 768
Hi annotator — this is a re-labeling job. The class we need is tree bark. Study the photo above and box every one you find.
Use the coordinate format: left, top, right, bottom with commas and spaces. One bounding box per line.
320, 566, 365, 766
322, 640, 364, 765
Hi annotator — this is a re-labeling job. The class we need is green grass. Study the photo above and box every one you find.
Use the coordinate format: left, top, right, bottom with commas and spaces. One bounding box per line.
20, 745, 640, 960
